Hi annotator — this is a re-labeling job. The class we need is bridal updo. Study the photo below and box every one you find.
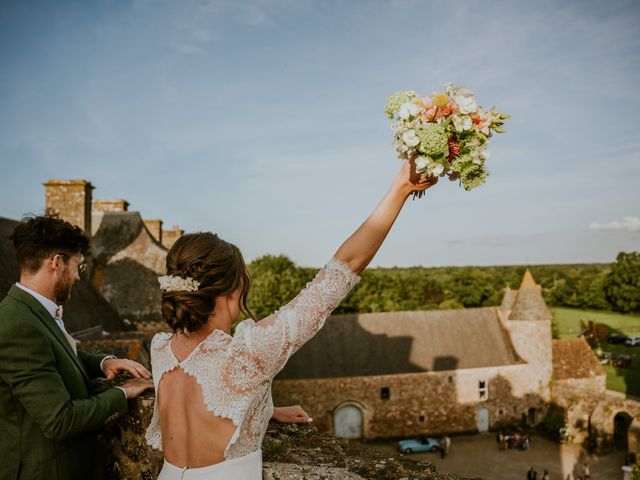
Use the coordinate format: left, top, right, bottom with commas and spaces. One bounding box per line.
161, 232, 253, 333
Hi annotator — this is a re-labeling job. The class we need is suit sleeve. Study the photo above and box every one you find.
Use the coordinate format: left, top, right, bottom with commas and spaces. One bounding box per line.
77, 349, 108, 378
0, 317, 128, 442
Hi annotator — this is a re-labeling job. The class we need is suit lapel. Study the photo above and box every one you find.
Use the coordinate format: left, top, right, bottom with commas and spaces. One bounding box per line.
7, 286, 93, 386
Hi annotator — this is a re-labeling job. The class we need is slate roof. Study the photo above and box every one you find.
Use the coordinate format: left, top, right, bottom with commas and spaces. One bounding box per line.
276, 307, 523, 380
90, 211, 168, 322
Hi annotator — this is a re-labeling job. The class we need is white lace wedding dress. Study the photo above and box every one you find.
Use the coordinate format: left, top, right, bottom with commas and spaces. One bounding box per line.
145, 257, 360, 479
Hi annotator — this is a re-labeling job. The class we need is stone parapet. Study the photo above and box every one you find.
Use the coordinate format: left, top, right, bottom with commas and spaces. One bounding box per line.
97, 387, 471, 480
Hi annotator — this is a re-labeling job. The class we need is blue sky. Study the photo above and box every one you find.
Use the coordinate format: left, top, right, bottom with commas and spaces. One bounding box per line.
1, 0, 639, 267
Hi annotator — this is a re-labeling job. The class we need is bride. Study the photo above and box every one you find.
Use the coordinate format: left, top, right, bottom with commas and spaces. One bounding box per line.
145, 160, 436, 479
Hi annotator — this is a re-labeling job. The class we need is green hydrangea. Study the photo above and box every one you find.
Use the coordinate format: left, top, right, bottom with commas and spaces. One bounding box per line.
385, 91, 413, 119
459, 163, 489, 190
450, 155, 489, 190
458, 131, 486, 153
416, 123, 449, 158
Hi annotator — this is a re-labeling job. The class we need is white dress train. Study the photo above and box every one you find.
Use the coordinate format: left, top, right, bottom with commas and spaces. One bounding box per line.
146, 257, 360, 479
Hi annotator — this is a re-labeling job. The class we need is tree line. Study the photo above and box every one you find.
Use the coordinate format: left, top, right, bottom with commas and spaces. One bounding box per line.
246, 252, 640, 319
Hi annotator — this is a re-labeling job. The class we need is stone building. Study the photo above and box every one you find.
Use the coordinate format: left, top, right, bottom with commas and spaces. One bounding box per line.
1, 179, 184, 335
272, 271, 555, 440
270, 270, 639, 453
42, 179, 183, 326
551, 337, 640, 452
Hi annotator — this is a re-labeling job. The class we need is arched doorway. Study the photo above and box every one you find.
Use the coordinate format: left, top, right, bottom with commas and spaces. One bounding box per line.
334, 403, 364, 439
527, 407, 539, 426
477, 408, 490, 432
614, 412, 633, 450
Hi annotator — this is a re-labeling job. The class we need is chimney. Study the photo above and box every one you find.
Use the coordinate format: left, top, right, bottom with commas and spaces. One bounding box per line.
161, 226, 184, 250
92, 199, 130, 212
144, 219, 163, 244
44, 179, 94, 233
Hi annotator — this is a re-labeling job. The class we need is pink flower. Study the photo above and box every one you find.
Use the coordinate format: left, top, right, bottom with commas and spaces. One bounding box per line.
471, 113, 491, 135
447, 138, 460, 160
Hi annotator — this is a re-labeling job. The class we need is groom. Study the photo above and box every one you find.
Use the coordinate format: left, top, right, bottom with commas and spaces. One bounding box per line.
0, 214, 153, 480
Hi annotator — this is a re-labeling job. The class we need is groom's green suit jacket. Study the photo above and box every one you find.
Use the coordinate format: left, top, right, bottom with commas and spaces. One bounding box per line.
0, 286, 128, 480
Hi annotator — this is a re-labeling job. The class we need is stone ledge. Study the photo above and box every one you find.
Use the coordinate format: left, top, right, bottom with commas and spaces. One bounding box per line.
97, 385, 474, 479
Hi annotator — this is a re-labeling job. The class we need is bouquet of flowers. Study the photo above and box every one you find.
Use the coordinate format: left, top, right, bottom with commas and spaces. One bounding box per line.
385, 83, 509, 197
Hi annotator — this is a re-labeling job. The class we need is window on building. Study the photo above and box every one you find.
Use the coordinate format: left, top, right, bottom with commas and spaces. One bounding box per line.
380, 387, 390, 400
478, 380, 488, 400
419, 415, 425, 423
448, 376, 453, 383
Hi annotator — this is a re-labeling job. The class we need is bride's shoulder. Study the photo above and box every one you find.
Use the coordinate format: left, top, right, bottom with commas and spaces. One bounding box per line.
150, 331, 173, 349
232, 318, 256, 339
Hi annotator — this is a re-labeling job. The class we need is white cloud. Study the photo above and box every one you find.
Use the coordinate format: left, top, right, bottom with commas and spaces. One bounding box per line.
589, 216, 640, 233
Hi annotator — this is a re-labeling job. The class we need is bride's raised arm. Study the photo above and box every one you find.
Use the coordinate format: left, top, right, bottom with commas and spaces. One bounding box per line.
240, 160, 436, 379
335, 159, 434, 274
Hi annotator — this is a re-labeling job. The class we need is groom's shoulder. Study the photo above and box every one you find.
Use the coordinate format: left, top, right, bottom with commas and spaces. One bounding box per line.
0, 292, 40, 334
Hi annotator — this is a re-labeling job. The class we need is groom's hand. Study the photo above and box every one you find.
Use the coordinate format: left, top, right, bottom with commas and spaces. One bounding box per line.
121, 378, 154, 399
103, 358, 151, 380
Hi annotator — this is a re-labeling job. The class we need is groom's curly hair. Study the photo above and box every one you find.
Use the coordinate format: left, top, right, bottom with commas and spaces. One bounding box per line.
161, 232, 254, 333
10, 212, 90, 273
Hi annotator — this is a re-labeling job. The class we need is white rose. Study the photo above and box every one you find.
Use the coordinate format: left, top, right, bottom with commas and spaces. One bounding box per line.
415, 156, 430, 171
452, 87, 477, 114
398, 101, 420, 120
402, 130, 420, 147
429, 161, 445, 176
453, 115, 472, 132
470, 148, 489, 165
454, 95, 477, 114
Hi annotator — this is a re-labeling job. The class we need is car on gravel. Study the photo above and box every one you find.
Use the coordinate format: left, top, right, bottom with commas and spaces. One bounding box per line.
398, 437, 441, 454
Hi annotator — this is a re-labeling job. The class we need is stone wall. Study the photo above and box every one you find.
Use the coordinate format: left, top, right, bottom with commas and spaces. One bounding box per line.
98, 388, 471, 480
44, 179, 94, 233
552, 382, 640, 452
273, 364, 549, 440
503, 316, 553, 402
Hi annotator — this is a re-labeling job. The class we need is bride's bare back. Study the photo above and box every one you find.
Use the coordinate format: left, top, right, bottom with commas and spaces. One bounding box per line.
158, 365, 236, 467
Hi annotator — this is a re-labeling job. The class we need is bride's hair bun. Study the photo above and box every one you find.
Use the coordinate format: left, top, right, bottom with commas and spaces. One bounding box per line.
160, 232, 253, 333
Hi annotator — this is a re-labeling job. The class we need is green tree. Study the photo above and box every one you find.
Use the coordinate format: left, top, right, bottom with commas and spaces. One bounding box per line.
604, 252, 640, 313
247, 255, 310, 319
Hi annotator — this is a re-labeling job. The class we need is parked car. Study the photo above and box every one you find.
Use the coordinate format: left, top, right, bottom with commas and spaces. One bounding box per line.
611, 354, 632, 368
608, 334, 628, 344
625, 336, 640, 347
597, 351, 614, 364
398, 436, 441, 454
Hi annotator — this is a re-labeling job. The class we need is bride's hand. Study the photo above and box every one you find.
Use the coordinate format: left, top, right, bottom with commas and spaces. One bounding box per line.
272, 405, 313, 424
391, 156, 438, 197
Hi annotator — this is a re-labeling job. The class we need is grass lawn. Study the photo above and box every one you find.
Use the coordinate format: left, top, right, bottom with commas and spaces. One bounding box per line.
602, 365, 640, 397
552, 308, 640, 396
551, 307, 640, 338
